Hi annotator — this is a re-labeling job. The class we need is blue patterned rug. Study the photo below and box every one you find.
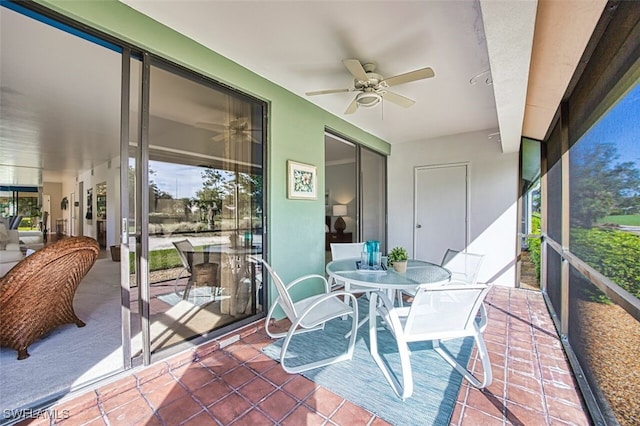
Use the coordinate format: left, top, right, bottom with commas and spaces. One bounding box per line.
262, 297, 473, 426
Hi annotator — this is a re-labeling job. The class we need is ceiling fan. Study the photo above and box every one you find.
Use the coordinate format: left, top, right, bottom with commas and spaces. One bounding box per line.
195, 117, 262, 144
305, 59, 435, 114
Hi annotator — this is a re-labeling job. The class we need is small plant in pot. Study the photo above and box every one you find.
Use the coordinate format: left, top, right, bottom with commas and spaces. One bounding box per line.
388, 246, 409, 273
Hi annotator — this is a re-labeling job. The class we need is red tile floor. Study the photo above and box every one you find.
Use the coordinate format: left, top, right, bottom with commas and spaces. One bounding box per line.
20, 286, 590, 425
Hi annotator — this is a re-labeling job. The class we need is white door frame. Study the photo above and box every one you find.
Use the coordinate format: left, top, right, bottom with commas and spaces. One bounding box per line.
413, 162, 470, 260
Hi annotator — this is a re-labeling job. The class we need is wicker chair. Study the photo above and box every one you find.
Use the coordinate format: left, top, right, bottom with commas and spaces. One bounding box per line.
0, 236, 100, 360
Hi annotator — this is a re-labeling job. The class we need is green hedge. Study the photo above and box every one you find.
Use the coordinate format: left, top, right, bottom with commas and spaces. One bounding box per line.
527, 214, 541, 280
571, 227, 640, 299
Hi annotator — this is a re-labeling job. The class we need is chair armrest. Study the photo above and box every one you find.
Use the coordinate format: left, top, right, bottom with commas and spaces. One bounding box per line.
286, 274, 330, 293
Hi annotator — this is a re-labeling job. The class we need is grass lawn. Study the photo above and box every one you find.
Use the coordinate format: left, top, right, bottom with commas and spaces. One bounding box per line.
601, 214, 640, 226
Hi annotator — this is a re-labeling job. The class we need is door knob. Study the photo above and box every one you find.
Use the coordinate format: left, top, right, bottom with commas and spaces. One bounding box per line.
416, 224, 422, 228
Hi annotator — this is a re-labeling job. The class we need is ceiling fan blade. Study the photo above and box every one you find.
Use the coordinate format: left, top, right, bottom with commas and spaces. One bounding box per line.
343, 59, 369, 81
211, 133, 226, 142
195, 122, 227, 132
344, 97, 359, 114
305, 88, 351, 96
383, 67, 435, 87
382, 90, 416, 108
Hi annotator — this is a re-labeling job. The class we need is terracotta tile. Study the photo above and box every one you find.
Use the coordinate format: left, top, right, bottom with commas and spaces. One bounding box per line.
54, 405, 102, 425
237, 376, 277, 403
244, 353, 279, 374
135, 361, 170, 386
547, 399, 591, 425
227, 344, 262, 363
139, 372, 178, 394
230, 407, 275, 425
508, 358, 541, 379
177, 364, 218, 391
330, 400, 374, 426
141, 379, 189, 409
506, 385, 545, 413
156, 395, 204, 426
53, 390, 99, 415
282, 375, 317, 400
200, 352, 241, 376
257, 390, 298, 421
304, 387, 343, 417
192, 379, 234, 407
261, 365, 296, 387
543, 381, 583, 406
209, 393, 252, 424
167, 350, 198, 370
458, 406, 503, 425
281, 405, 326, 426
97, 375, 137, 403
181, 410, 217, 426
100, 387, 143, 413
503, 401, 548, 425
507, 369, 544, 392
449, 401, 464, 426
193, 340, 220, 361
222, 365, 259, 389
105, 397, 154, 425
464, 388, 505, 419
540, 366, 575, 388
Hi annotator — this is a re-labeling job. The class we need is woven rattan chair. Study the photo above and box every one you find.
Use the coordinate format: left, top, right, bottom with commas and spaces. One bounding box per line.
0, 236, 100, 360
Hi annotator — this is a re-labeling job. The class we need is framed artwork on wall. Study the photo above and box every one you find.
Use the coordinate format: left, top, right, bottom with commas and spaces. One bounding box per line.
287, 160, 317, 200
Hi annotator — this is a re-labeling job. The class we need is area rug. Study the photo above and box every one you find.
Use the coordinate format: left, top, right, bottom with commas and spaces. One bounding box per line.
262, 298, 473, 426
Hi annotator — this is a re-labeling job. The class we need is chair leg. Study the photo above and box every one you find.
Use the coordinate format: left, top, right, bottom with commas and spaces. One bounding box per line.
280, 294, 359, 374
368, 293, 414, 400
433, 331, 492, 389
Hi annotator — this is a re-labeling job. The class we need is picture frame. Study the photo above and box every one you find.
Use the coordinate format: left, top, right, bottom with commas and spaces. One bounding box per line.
287, 160, 317, 200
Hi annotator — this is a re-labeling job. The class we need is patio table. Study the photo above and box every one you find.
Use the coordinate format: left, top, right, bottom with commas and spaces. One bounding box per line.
326, 258, 451, 336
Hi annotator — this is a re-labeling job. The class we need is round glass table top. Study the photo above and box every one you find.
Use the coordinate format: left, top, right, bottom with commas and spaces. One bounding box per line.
326, 258, 451, 290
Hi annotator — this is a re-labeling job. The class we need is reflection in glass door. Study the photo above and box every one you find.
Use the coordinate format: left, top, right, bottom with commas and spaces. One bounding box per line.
128, 58, 266, 361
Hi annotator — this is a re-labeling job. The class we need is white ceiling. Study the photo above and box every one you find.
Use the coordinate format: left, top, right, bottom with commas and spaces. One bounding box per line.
123, 0, 506, 148
0, 0, 606, 186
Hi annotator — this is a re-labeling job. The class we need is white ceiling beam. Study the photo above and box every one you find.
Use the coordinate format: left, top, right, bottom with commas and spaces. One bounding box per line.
480, 0, 538, 153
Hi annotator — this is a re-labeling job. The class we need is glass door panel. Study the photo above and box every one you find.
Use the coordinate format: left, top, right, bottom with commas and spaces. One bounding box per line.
139, 61, 264, 357
360, 147, 387, 253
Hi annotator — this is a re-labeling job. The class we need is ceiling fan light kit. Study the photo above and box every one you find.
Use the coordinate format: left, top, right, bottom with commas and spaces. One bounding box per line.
305, 58, 435, 115
356, 91, 382, 107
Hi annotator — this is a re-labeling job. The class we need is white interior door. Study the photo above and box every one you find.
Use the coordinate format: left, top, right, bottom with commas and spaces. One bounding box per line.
414, 164, 468, 263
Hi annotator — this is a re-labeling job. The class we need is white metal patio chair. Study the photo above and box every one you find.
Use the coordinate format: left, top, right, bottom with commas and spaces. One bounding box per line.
440, 249, 484, 285
329, 242, 366, 290
172, 239, 219, 301
262, 259, 359, 374
369, 283, 492, 400
440, 249, 488, 331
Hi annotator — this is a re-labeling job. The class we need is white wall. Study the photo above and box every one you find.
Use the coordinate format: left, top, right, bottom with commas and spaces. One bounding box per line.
388, 129, 519, 286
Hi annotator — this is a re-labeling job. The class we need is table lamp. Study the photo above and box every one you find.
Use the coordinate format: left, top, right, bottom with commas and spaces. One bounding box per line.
332, 204, 347, 234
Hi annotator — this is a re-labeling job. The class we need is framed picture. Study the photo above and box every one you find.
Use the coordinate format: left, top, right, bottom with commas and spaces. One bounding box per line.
287, 160, 317, 200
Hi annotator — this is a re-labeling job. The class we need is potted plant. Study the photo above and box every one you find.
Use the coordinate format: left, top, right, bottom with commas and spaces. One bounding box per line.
388, 246, 409, 273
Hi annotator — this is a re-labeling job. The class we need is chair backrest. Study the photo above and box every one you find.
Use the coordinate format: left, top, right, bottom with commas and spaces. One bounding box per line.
440, 249, 484, 284
404, 283, 489, 337
172, 239, 195, 271
260, 259, 298, 320
330, 242, 365, 260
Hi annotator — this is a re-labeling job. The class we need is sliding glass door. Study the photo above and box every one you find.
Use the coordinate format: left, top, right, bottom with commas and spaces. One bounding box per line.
126, 55, 266, 363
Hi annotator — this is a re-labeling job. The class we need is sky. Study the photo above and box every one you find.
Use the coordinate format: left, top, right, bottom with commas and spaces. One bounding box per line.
577, 81, 640, 167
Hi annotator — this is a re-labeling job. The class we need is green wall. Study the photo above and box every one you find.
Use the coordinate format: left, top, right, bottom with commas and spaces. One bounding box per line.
36, 0, 389, 299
